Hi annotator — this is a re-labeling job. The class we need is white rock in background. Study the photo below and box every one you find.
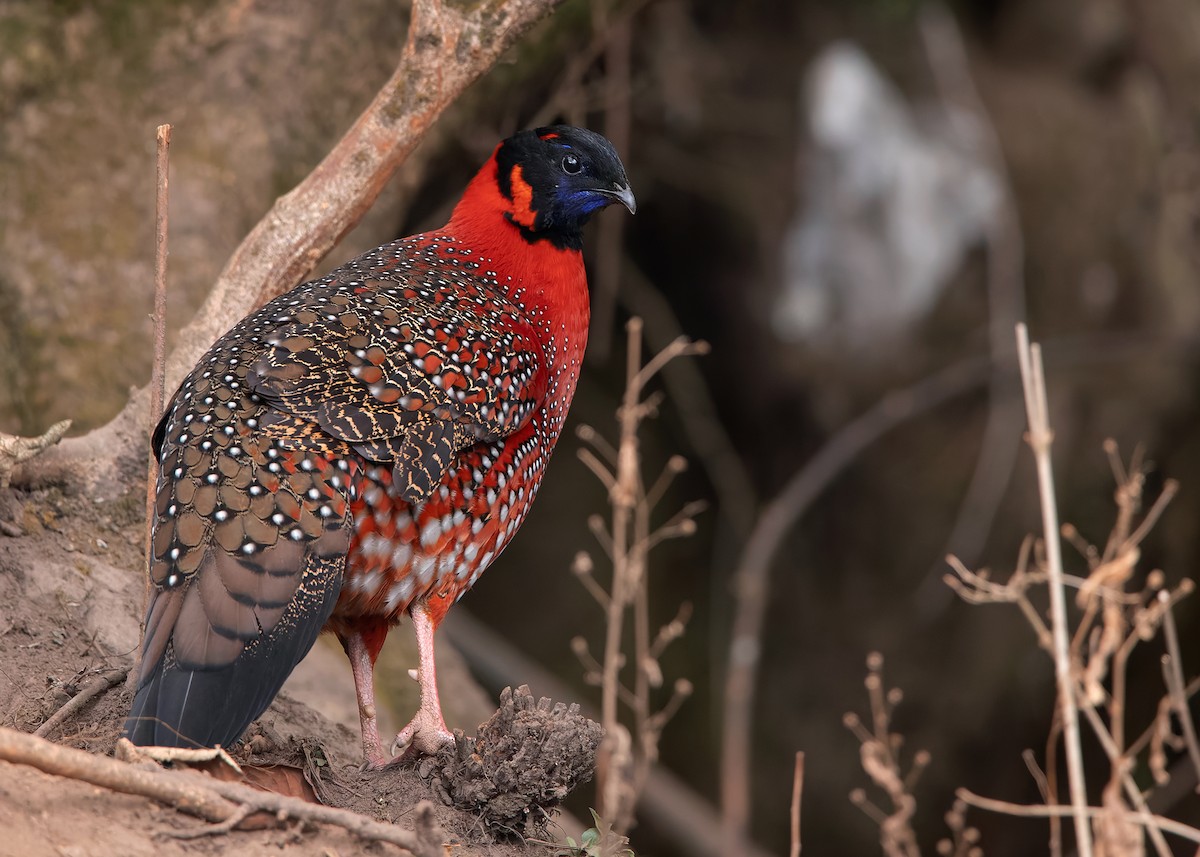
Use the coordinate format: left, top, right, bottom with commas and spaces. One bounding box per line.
777, 41, 1000, 356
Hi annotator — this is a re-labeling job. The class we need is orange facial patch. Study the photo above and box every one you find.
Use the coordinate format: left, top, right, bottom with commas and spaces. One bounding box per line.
508, 164, 537, 229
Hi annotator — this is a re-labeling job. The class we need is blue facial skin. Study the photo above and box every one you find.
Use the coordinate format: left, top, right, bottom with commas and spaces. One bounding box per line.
561, 189, 612, 224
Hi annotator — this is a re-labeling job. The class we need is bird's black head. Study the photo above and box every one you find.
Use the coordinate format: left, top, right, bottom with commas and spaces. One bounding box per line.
494, 126, 635, 250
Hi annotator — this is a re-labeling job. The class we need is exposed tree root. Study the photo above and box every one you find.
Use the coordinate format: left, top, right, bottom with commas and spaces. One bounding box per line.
0, 727, 443, 856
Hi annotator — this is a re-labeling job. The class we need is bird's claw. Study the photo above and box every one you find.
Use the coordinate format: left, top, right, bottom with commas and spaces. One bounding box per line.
390, 718, 454, 761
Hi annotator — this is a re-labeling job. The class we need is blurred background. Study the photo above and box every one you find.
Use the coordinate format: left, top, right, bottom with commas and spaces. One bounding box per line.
3, 0, 1200, 853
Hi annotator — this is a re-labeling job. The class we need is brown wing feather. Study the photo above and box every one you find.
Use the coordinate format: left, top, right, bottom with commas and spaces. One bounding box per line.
126, 236, 549, 749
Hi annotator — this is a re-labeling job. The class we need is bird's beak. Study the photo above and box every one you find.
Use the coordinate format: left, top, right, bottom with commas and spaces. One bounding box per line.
600, 182, 637, 215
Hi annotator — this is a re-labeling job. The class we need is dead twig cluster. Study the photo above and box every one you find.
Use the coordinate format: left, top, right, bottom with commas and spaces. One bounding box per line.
572, 316, 707, 833
843, 653, 932, 857
943, 325, 1200, 856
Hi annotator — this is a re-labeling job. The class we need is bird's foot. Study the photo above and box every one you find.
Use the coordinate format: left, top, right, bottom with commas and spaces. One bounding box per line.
389, 710, 454, 762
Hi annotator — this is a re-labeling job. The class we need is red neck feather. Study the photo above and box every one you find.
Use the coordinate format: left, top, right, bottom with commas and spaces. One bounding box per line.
444, 152, 591, 352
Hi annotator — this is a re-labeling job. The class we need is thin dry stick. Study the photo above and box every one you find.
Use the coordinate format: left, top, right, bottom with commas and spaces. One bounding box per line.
631, 455, 652, 799
1075, 703, 1172, 857
790, 751, 804, 857
33, 667, 129, 739
139, 122, 171, 685
1015, 322, 1092, 857
957, 789, 1200, 847
595, 318, 643, 823
1160, 590, 1200, 787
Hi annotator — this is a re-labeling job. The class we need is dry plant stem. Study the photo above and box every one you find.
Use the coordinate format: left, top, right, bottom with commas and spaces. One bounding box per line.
1015, 323, 1092, 857
14, 0, 567, 497
1075, 701, 1172, 857
632, 461, 652, 797
139, 123, 172, 687
166, 803, 254, 840
0, 728, 440, 856
844, 657, 926, 857
790, 751, 804, 857
33, 667, 129, 739
720, 355, 991, 854
956, 789, 1200, 847
1159, 591, 1200, 786
0, 727, 235, 823
595, 319, 643, 824
1046, 715, 1063, 857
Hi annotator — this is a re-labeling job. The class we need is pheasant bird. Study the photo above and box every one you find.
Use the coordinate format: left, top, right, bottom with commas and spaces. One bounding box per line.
123, 126, 634, 765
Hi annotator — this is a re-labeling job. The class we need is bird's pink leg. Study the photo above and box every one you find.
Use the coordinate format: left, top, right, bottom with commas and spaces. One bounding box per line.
391, 599, 454, 759
338, 629, 389, 769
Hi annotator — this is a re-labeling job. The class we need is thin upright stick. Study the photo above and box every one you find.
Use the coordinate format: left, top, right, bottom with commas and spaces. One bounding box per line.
1160, 590, 1200, 786
596, 318, 643, 823
141, 123, 172, 664
790, 751, 804, 857
1015, 323, 1092, 857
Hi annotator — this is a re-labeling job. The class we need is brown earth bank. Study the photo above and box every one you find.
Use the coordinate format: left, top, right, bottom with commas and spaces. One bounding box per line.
0, 483, 599, 857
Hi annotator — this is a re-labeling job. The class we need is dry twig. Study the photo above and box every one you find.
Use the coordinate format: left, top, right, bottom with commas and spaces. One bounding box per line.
844, 653, 928, 857
1159, 591, 1200, 787
1014, 323, 1093, 857
33, 667, 129, 740
138, 122, 172, 686
790, 751, 804, 857
956, 790, 1200, 848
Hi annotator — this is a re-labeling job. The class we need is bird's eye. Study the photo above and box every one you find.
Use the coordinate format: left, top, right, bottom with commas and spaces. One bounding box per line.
561, 154, 582, 175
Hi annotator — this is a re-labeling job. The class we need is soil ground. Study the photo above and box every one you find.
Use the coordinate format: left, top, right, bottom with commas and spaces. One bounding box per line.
0, 484, 589, 857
